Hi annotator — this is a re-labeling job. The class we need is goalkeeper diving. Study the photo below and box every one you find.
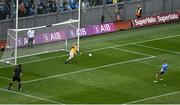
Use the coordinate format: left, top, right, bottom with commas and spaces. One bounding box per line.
64, 44, 80, 64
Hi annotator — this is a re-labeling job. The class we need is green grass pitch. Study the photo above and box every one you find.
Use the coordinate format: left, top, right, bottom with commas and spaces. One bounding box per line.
0, 22, 180, 104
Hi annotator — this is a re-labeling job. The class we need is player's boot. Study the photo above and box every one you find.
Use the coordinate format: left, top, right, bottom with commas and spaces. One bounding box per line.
64, 60, 69, 64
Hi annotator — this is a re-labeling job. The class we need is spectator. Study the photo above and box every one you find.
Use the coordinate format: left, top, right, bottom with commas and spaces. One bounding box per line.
1, 0, 126, 21
113, 0, 118, 4
26, 0, 35, 16
0, 2, 4, 20
38, 0, 45, 14
19, 1, 27, 17
44, 0, 50, 13
69, 0, 76, 9
26, 5, 34, 16
82, 1, 86, 9
57, 0, 64, 12
65, 0, 72, 11
0, 0, 10, 20
114, 5, 120, 20
97, 0, 103, 5
49, 0, 57, 13
75, 0, 79, 9
106, 0, 112, 4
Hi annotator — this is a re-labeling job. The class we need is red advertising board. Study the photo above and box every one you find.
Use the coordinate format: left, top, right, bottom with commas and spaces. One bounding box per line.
113, 20, 132, 30
132, 12, 180, 28
177, 10, 180, 17
0, 40, 6, 49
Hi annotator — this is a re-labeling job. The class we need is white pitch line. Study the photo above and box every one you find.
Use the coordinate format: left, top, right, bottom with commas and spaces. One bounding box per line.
111, 47, 155, 57
0, 54, 67, 69
0, 48, 156, 82
1, 34, 179, 81
23, 56, 155, 84
134, 44, 180, 55
0, 76, 11, 81
0, 88, 61, 104
87, 34, 180, 52
124, 90, 180, 104
0, 34, 180, 69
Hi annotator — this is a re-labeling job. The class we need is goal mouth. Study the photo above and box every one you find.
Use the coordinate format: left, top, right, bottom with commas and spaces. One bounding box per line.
0, 19, 80, 66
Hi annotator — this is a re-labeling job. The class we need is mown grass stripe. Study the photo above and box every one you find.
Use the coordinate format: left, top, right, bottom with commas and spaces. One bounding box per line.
23, 56, 155, 84
0, 88, 62, 104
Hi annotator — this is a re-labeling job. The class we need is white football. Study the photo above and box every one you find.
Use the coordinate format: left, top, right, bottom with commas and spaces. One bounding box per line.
6, 61, 10, 64
88, 53, 92, 56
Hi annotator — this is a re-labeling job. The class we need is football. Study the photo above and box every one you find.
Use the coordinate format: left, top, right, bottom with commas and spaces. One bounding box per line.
88, 53, 92, 56
6, 61, 10, 64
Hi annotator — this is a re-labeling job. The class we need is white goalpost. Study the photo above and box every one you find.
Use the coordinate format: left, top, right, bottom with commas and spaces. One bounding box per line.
14, 0, 18, 65
0, 0, 81, 66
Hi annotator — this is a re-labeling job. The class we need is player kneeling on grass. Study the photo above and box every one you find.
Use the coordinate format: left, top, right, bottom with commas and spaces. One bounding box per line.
154, 62, 168, 82
8, 64, 22, 91
64, 44, 79, 64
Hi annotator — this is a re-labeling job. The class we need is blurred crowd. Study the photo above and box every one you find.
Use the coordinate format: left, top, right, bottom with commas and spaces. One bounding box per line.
0, 0, 124, 21
0, 0, 11, 20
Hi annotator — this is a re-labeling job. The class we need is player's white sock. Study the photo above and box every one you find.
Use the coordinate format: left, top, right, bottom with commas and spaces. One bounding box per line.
153, 80, 158, 82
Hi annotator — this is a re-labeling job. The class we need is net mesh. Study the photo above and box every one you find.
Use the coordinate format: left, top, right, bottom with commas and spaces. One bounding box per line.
0, 19, 79, 66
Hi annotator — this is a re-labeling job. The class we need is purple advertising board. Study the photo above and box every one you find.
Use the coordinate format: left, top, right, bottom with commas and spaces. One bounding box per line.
81, 23, 116, 36
15, 31, 66, 47
16, 23, 116, 47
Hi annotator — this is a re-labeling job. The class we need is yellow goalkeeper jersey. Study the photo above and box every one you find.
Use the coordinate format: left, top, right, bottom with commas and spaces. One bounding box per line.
70, 46, 78, 54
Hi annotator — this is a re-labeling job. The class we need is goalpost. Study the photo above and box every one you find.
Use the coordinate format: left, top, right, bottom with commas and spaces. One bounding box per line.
0, 0, 81, 66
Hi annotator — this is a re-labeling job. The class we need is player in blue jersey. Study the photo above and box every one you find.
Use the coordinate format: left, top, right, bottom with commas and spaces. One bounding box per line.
154, 62, 168, 82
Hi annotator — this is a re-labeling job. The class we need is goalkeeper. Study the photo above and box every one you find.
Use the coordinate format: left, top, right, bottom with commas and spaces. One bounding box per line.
64, 44, 79, 64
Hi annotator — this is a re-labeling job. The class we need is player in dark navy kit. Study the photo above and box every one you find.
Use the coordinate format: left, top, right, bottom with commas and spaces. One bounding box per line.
8, 64, 22, 91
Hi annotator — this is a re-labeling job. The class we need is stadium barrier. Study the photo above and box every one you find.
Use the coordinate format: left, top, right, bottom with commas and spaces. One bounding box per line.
1, 10, 180, 49
0, 40, 6, 51
113, 20, 132, 30
80, 23, 116, 37
178, 10, 180, 18
132, 11, 180, 28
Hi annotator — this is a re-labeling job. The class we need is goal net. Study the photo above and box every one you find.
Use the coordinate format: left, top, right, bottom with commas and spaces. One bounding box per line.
0, 19, 80, 66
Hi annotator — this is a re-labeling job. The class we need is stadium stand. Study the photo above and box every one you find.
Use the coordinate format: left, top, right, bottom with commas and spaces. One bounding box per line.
0, 0, 11, 20
0, 0, 125, 21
